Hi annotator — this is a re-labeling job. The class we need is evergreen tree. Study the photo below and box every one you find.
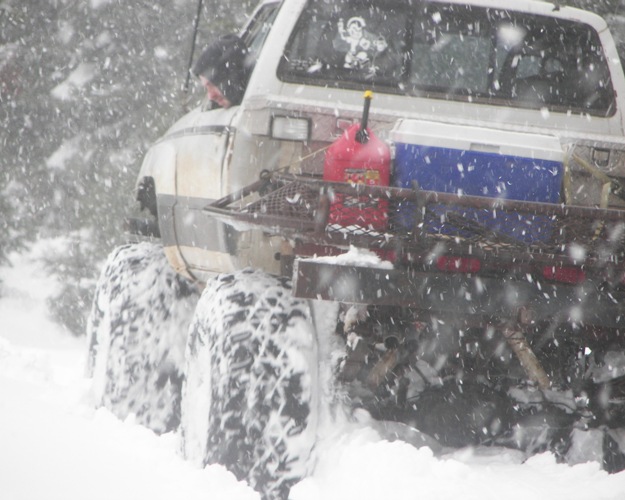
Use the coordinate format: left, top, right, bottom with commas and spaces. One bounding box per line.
0, 0, 251, 332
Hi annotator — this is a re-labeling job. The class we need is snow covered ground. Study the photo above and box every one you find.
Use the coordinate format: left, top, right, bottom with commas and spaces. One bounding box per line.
3, 241, 625, 500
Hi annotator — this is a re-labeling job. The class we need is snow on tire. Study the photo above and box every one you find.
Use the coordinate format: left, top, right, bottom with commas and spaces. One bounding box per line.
181, 269, 319, 500
86, 242, 199, 434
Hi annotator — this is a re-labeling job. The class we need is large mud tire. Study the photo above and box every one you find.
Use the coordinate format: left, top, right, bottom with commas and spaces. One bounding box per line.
86, 242, 199, 433
181, 269, 319, 500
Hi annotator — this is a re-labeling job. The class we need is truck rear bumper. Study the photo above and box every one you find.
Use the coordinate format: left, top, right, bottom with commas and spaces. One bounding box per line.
293, 259, 625, 332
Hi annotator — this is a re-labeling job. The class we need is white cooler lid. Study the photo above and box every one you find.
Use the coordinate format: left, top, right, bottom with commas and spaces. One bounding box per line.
390, 119, 564, 163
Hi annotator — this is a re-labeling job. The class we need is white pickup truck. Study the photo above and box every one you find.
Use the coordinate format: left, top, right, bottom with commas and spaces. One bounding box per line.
89, 1, 625, 498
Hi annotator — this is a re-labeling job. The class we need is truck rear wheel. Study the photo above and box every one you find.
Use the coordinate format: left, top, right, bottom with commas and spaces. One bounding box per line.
87, 242, 199, 433
180, 269, 319, 500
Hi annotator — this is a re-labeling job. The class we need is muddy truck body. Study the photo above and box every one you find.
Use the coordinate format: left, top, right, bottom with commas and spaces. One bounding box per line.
89, 0, 625, 497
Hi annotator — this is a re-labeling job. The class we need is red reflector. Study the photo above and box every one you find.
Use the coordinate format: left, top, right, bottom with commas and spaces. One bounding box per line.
436, 256, 481, 273
542, 266, 586, 284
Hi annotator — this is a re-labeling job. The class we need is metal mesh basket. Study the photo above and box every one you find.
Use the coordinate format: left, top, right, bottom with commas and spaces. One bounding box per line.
206, 175, 625, 266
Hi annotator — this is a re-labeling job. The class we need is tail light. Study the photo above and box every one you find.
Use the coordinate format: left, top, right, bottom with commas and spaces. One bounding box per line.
436, 255, 481, 273
270, 116, 311, 141
542, 265, 586, 284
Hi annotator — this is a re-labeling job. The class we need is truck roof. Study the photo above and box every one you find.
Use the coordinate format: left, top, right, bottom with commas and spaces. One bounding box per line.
439, 0, 607, 28
265, 0, 609, 29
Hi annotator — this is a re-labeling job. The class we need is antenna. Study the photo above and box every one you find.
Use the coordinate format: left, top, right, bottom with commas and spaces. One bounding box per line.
183, 0, 204, 95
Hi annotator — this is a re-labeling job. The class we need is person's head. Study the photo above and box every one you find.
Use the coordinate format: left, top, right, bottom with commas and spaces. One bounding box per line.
193, 34, 248, 107
199, 75, 232, 108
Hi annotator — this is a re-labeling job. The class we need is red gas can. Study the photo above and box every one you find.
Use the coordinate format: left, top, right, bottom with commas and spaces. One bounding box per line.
323, 95, 391, 230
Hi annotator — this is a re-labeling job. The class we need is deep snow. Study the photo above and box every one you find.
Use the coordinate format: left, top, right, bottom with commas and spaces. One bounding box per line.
3, 241, 625, 500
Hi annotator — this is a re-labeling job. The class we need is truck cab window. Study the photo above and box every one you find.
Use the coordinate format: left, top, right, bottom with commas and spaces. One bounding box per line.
242, 1, 280, 65
278, 0, 616, 116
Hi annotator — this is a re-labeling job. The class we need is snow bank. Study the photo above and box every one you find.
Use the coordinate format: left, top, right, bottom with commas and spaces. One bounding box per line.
0, 337, 259, 500
294, 428, 625, 500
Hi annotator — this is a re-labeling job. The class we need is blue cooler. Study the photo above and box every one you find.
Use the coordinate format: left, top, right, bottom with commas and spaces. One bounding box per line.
390, 120, 564, 243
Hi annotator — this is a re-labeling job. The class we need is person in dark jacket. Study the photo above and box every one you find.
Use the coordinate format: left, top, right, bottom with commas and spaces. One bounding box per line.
193, 34, 248, 108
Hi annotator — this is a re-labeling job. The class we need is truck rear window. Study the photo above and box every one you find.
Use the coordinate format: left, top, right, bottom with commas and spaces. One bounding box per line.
278, 0, 616, 116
